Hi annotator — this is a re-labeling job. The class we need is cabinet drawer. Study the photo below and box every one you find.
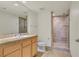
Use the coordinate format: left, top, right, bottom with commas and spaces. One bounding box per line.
22, 39, 31, 47
4, 42, 21, 56
31, 37, 37, 43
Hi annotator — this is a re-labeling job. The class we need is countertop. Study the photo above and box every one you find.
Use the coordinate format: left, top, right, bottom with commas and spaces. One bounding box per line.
0, 33, 37, 44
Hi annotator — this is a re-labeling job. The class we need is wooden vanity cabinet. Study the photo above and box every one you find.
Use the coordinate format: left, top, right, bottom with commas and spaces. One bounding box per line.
6, 49, 21, 57
0, 36, 37, 57
31, 37, 37, 56
22, 36, 38, 57
32, 42, 37, 56
22, 39, 32, 57
22, 45, 31, 57
3, 41, 21, 57
0, 47, 3, 56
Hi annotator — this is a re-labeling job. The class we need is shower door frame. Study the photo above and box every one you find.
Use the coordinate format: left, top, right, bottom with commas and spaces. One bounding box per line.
51, 12, 70, 49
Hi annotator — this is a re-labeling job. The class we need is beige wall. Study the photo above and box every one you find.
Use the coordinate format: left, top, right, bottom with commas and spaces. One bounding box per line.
0, 10, 38, 35
38, 11, 52, 47
70, 2, 79, 57
27, 11, 38, 34
0, 11, 19, 35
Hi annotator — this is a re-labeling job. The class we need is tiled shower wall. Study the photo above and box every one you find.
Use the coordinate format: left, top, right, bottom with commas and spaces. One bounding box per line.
53, 16, 69, 43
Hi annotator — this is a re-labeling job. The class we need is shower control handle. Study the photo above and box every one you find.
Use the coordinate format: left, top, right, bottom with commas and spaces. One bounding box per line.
76, 39, 79, 42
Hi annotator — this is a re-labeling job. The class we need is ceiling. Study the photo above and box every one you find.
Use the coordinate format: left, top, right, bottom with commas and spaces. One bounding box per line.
0, 1, 71, 17
0, 1, 30, 17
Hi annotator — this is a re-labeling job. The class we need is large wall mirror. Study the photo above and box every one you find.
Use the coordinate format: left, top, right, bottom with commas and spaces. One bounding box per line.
19, 17, 27, 33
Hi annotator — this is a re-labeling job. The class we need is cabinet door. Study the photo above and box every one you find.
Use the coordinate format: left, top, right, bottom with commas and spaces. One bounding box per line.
3, 41, 21, 57
4, 42, 21, 56
32, 42, 37, 56
23, 45, 31, 57
5, 49, 21, 57
0, 47, 3, 56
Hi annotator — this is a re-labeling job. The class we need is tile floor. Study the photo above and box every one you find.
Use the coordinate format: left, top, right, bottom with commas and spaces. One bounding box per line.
42, 42, 71, 57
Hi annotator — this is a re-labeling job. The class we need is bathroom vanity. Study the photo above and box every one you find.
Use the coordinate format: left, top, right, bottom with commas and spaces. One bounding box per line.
0, 34, 37, 57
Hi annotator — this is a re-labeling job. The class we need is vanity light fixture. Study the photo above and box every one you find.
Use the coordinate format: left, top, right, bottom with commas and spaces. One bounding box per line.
22, 1, 26, 3
53, 13, 56, 16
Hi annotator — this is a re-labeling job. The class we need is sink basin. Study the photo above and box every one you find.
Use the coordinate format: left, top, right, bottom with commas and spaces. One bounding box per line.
15, 33, 36, 39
